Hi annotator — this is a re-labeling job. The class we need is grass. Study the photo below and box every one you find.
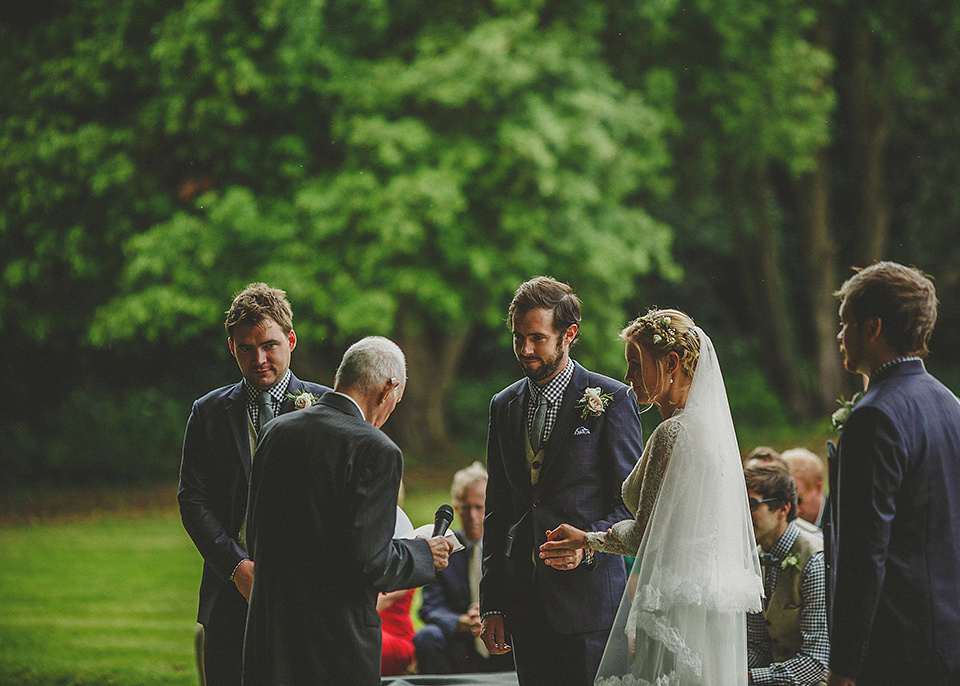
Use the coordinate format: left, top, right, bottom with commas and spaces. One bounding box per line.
0, 481, 451, 686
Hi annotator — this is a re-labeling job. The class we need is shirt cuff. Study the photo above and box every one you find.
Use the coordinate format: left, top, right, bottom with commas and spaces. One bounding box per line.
228, 558, 248, 582
748, 667, 774, 685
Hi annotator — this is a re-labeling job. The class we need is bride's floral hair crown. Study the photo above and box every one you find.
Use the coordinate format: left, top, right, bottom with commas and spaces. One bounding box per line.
620, 308, 700, 378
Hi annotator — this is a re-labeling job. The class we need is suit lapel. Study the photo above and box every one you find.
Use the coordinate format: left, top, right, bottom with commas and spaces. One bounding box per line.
278, 373, 302, 415
505, 382, 533, 494
536, 361, 585, 487
225, 381, 252, 481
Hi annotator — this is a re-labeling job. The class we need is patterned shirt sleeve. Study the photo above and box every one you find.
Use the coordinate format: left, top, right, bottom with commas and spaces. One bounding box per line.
748, 551, 830, 685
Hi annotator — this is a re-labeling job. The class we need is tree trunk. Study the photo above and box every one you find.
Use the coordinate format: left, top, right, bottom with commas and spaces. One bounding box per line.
723, 162, 810, 419
797, 149, 845, 411
848, 23, 891, 265
388, 318, 470, 461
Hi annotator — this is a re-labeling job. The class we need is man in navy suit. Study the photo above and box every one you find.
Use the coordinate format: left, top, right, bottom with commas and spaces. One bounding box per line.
827, 262, 960, 685
178, 283, 330, 685
415, 461, 515, 674
480, 277, 642, 686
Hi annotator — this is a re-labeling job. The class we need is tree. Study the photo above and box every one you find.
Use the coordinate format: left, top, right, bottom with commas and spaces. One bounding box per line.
89, 3, 679, 457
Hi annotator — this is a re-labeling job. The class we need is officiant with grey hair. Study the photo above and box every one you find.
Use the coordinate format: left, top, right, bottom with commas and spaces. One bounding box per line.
242, 336, 453, 685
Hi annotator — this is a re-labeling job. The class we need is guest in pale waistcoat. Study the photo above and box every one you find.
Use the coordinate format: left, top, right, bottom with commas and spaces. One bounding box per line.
745, 462, 829, 686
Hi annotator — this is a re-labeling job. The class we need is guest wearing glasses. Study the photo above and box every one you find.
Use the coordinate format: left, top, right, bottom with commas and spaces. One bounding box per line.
745, 462, 829, 685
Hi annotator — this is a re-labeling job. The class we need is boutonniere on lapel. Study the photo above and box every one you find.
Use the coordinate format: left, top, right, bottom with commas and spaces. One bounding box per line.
780, 553, 802, 573
576, 387, 613, 420
831, 391, 863, 431
287, 390, 320, 410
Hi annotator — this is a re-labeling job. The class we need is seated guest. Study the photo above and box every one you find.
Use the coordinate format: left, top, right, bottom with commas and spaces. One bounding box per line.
781, 448, 825, 528
415, 462, 515, 675
379, 588, 416, 676
380, 482, 416, 676
745, 463, 829, 685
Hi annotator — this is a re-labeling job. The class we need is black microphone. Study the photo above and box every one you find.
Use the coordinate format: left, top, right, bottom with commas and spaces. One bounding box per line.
431, 504, 455, 537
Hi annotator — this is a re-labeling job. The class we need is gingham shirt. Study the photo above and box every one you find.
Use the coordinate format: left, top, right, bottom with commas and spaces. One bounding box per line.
526, 359, 574, 449
747, 521, 830, 685
870, 355, 922, 383
244, 369, 291, 432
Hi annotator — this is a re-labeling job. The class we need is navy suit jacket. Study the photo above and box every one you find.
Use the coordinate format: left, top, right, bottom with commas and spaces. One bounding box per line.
827, 360, 960, 680
480, 361, 641, 634
420, 530, 474, 634
178, 372, 330, 625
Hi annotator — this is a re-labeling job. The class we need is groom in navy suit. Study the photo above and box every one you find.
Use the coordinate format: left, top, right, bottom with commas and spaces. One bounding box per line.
178, 283, 330, 685
827, 262, 960, 685
480, 277, 642, 686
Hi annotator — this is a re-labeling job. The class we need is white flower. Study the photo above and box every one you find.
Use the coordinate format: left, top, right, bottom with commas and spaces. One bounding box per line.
577, 387, 614, 419
288, 390, 319, 410
831, 406, 849, 427
652, 334, 662, 344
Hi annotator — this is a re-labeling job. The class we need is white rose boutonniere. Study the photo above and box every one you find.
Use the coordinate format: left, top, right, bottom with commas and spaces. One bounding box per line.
287, 390, 320, 410
576, 387, 614, 420
831, 391, 863, 431
780, 553, 802, 573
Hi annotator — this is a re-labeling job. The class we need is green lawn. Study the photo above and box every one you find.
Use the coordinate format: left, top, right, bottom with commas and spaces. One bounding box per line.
0, 482, 450, 685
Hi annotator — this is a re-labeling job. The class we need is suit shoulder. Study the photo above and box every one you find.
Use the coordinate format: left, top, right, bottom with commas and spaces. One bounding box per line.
491, 378, 526, 406
581, 369, 630, 394
192, 382, 241, 409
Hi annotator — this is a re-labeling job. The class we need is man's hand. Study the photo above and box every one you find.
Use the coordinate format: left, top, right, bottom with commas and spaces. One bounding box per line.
427, 535, 454, 570
826, 674, 856, 686
233, 559, 254, 602
540, 524, 588, 570
457, 603, 483, 636
480, 613, 512, 654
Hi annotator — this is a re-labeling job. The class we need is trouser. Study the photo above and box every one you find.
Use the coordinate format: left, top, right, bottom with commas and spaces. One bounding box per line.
507, 597, 609, 686
202, 591, 248, 686
414, 624, 516, 675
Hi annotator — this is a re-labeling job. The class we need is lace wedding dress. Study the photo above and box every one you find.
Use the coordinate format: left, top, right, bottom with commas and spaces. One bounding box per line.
586, 328, 763, 686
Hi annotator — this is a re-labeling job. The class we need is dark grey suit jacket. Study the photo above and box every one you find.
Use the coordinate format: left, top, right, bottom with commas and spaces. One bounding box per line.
241, 392, 434, 686
827, 360, 960, 682
179, 373, 330, 626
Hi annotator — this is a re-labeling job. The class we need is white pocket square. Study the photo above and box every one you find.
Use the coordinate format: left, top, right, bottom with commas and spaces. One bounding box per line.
574, 426, 591, 436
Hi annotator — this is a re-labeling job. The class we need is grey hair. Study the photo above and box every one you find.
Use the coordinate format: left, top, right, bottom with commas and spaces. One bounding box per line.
451, 461, 488, 503
334, 336, 406, 395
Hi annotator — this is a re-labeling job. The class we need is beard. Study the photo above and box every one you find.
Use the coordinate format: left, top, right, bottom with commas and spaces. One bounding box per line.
520, 339, 565, 383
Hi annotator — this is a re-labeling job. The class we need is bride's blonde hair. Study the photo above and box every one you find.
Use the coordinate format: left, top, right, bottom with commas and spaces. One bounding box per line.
620, 309, 700, 394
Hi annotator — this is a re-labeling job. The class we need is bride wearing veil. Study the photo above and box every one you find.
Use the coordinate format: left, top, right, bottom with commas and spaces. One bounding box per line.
540, 309, 763, 685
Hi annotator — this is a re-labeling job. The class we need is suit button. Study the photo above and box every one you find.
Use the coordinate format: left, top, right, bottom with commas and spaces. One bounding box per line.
532, 460, 541, 469
533, 500, 540, 508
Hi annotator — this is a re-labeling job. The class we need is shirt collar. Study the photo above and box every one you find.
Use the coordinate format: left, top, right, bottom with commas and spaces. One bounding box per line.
332, 390, 366, 421
871, 355, 923, 383
244, 369, 292, 405
528, 358, 574, 405
769, 520, 800, 561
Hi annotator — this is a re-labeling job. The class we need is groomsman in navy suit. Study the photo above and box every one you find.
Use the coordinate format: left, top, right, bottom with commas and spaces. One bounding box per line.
480, 277, 642, 686
178, 283, 330, 685
827, 262, 960, 685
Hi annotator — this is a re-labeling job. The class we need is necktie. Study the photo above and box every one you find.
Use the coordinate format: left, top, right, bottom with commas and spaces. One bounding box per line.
468, 544, 489, 658
530, 392, 547, 453
257, 391, 275, 433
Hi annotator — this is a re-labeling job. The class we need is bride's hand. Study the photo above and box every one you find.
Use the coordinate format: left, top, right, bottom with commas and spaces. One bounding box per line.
539, 524, 588, 570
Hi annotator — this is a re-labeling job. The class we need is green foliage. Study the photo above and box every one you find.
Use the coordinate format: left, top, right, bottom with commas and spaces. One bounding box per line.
2, 388, 186, 486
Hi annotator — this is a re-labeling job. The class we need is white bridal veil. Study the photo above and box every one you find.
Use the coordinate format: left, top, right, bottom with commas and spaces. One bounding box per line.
596, 327, 763, 686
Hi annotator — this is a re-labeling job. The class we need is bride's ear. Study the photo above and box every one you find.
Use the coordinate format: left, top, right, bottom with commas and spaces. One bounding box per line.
665, 350, 681, 375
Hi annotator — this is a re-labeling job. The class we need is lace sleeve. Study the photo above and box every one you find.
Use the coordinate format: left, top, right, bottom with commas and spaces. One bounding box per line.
586, 418, 682, 556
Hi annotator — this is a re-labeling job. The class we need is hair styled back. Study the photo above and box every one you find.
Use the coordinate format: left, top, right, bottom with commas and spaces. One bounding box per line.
620, 308, 700, 378
744, 462, 798, 522
834, 261, 937, 357
224, 282, 294, 337
507, 276, 581, 342
781, 447, 825, 487
334, 336, 406, 396
450, 461, 488, 503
